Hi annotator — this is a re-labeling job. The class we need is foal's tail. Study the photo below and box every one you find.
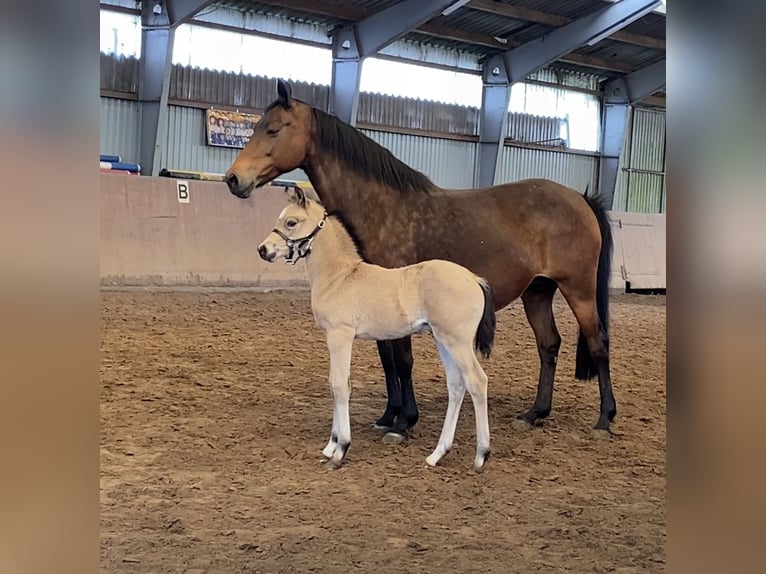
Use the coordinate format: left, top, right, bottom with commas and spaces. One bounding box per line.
575, 186, 614, 380
474, 278, 496, 359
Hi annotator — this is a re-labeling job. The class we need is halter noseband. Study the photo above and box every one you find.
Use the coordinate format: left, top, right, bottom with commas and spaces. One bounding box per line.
272, 211, 327, 265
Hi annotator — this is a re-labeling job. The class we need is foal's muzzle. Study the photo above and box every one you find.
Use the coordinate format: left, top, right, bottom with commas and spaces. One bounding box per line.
258, 244, 275, 262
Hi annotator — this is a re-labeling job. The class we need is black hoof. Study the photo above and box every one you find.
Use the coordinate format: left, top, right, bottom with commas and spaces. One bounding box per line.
514, 408, 550, 429
403, 410, 419, 429
374, 408, 399, 430
595, 408, 616, 430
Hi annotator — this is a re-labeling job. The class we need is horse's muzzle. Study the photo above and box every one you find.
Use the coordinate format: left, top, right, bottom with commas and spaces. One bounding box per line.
225, 172, 253, 198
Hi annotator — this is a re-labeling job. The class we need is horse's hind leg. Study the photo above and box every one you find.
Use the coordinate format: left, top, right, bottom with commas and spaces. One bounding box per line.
462, 353, 491, 472
373, 340, 401, 430
426, 341, 465, 468
516, 277, 561, 428
558, 281, 617, 435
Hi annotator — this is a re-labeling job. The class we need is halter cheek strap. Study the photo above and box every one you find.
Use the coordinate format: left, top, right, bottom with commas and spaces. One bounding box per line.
272, 211, 327, 265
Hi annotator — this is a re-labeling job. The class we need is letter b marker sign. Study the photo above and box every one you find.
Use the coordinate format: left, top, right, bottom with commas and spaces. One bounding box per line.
177, 180, 190, 204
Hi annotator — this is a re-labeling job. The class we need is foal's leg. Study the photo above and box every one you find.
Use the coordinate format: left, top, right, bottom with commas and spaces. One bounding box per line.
325, 328, 356, 468
322, 398, 339, 459
516, 277, 562, 428
373, 340, 402, 430
426, 341, 465, 468
462, 353, 491, 472
558, 281, 617, 435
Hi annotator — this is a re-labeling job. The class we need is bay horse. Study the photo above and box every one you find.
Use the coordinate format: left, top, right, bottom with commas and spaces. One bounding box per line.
258, 187, 496, 470
226, 79, 616, 438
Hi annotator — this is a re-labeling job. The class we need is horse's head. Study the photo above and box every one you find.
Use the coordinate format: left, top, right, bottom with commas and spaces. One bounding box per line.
258, 186, 326, 264
226, 79, 313, 198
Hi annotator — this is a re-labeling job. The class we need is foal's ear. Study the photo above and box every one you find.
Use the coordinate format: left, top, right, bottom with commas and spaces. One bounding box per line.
276, 79, 293, 107
285, 185, 306, 207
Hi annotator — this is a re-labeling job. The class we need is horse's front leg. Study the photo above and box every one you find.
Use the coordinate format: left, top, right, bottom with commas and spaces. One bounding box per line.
325, 328, 355, 469
373, 339, 401, 430
321, 398, 339, 459
382, 337, 418, 444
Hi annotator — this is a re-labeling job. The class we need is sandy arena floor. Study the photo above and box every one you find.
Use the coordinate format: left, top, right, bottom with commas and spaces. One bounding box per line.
100, 290, 666, 573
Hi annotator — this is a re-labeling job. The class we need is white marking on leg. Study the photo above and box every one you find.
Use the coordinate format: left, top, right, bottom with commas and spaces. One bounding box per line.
325, 329, 354, 468
465, 356, 491, 472
322, 393, 339, 458
426, 341, 465, 467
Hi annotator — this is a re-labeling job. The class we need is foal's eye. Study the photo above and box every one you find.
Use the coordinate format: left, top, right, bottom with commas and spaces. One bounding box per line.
285, 219, 297, 229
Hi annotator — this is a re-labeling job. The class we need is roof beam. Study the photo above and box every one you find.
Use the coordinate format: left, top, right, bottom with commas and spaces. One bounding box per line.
498, 0, 662, 84
605, 58, 666, 104
252, 0, 640, 74
164, 0, 216, 27
338, 0, 464, 58
330, 1, 463, 124
467, 0, 665, 50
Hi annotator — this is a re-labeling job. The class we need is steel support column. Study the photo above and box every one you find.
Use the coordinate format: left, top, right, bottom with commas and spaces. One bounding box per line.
138, 3, 172, 177
330, 28, 363, 125
599, 84, 630, 209
329, 0, 463, 124
475, 0, 660, 186
598, 58, 666, 207
475, 56, 511, 188
138, 1, 214, 175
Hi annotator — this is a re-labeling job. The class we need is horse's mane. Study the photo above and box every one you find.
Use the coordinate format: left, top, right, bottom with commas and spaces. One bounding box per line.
326, 209, 368, 262
312, 107, 435, 195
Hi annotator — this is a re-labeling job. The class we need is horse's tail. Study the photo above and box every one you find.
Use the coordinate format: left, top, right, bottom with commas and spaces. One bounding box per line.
474, 277, 496, 359
575, 186, 613, 380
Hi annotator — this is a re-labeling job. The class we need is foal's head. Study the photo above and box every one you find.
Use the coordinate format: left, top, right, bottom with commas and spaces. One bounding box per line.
258, 187, 326, 264
226, 79, 313, 198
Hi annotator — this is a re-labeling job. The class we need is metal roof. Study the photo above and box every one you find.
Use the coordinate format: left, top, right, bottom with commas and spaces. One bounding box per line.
101, 0, 665, 92
212, 0, 665, 81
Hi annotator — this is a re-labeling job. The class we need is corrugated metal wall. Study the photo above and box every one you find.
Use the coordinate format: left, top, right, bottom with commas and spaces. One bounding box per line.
101, 55, 575, 140
506, 111, 565, 145
360, 130, 477, 189
100, 53, 138, 93
357, 92, 477, 136
157, 103, 477, 187
98, 54, 664, 206
613, 107, 666, 213
165, 105, 241, 174
497, 146, 598, 193
100, 97, 140, 164
100, 95, 595, 191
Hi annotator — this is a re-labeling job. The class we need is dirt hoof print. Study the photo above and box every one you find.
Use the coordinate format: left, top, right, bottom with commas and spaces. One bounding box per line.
511, 418, 534, 431
591, 428, 613, 440
381, 432, 406, 445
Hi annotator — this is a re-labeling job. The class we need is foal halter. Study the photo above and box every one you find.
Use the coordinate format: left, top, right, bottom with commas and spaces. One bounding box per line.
271, 211, 327, 265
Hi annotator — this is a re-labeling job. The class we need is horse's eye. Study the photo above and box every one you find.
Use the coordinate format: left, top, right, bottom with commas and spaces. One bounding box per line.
285, 219, 297, 229
266, 126, 281, 136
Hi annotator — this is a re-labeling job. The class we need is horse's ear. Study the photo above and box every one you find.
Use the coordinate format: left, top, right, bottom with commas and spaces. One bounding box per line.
285, 185, 306, 207
276, 79, 293, 107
